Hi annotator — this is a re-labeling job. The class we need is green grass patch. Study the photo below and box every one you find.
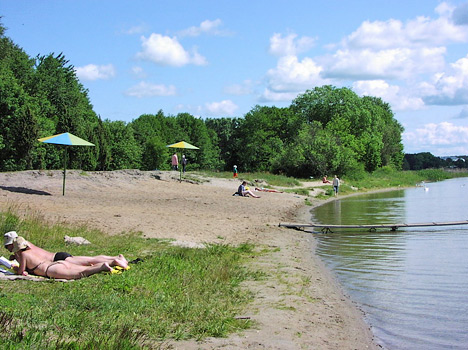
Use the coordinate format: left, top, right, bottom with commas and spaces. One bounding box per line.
329, 167, 468, 197
0, 209, 260, 349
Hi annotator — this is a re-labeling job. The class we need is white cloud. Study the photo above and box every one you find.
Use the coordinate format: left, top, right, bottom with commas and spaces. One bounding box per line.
345, 14, 467, 50
261, 4, 468, 111
136, 33, 207, 66
324, 46, 446, 80
125, 81, 177, 98
423, 54, 468, 105
269, 33, 315, 57
179, 19, 228, 37
403, 122, 468, 155
204, 100, 238, 116
258, 88, 299, 103
265, 55, 328, 93
353, 80, 424, 111
75, 64, 115, 81
262, 32, 325, 101
323, 5, 467, 81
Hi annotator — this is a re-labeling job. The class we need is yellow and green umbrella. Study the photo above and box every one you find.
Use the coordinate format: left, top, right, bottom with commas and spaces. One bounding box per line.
166, 141, 199, 150
38, 132, 95, 195
166, 141, 199, 180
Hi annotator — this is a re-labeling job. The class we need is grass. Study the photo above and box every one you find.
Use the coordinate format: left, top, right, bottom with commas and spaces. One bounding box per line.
195, 170, 301, 187
197, 168, 468, 199
0, 208, 261, 349
315, 167, 468, 198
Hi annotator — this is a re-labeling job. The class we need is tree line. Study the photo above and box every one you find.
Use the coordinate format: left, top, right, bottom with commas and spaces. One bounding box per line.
404, 153, 468, 170
1, 22, 406, 178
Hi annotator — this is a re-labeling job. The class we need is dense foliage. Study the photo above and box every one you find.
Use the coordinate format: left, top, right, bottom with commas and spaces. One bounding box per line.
1, 22, 412, 177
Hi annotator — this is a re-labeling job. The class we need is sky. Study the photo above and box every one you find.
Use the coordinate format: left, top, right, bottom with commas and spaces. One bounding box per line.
2, 0, 468, 156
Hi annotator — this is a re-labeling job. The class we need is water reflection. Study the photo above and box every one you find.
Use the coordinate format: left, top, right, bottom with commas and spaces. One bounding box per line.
312, 178, 468, 350
313, 190, 407, 226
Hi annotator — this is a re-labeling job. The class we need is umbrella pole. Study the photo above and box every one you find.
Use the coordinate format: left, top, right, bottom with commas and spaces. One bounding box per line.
63, 148, 67, 196
179, 159, 182, 181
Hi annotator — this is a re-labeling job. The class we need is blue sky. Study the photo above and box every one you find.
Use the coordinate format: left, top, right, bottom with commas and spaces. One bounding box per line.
2, 0, 468, 156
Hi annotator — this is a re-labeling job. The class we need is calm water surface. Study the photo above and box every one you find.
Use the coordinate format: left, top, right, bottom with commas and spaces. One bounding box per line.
312, 177, 468, 350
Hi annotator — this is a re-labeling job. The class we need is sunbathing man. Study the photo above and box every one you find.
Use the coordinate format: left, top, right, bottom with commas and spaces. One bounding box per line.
3, 231, 128, 270
6, 236, 112, 279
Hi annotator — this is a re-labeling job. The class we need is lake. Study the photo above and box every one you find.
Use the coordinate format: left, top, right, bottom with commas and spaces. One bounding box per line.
311, 177, 468, 350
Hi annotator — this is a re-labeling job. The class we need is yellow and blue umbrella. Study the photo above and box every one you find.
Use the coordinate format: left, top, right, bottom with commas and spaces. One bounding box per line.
38, 132, 95, 195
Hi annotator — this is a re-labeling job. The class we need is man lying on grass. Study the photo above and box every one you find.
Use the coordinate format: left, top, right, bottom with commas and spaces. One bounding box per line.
3, 231, 128, 279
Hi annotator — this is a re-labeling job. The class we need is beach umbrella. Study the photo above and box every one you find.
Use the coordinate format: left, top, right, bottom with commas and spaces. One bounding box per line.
166, 141, 199, 180
166, 141, 199, 150
38, 132, 95, 196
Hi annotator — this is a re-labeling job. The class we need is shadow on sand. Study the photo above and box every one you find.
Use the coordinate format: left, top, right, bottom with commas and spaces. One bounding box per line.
0, 186, 52, 196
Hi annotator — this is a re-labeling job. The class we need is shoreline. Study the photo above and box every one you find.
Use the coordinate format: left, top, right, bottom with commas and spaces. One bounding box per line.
295, 200, 381, 349
0, 170, 382, 349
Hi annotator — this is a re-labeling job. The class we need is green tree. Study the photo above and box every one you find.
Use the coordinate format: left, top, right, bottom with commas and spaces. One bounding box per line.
291, 86, 404, 174
142, 136, 170, 171
174, 113, 221, 170
31, 53, 100, 170
102, 120, 141, 170
205, 117, 243, 170
272, 122, 358, 178
234, 106, 299, 172
0, 22, 40, 170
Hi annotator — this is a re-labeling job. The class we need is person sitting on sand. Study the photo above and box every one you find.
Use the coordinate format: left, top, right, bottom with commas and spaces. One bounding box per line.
4, 231, 128, 270
322, 175, 331, 184
237, 181, 260, 198
6, 236, 113, 280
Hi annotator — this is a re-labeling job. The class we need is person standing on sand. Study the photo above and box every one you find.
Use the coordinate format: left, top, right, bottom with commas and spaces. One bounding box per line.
233, 165, 238, 178
181, 154, 187, 173
332, 175, 340, 196
171, 152, 178, 171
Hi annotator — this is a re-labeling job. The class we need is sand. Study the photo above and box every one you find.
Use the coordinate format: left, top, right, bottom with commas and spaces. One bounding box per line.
0, 170, 380, 350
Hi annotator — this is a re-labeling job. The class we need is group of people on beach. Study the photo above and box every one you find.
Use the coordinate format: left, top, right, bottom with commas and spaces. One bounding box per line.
2, 231, 128, 280
235, 172, 340, 199
172, 153, 188, 173
323, 175, 340, 196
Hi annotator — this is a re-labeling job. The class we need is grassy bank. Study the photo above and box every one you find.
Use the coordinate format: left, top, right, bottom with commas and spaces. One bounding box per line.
0, 208, 261, 349
335, 168, 468, 197
198, 168, 468, 198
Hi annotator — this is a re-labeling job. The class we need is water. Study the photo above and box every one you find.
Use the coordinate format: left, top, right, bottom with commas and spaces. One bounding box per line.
312, 177, 468, 350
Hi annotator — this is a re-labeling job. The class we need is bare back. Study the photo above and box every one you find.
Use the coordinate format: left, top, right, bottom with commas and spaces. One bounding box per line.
25, 242, 55, 263
17, 243, 55, 275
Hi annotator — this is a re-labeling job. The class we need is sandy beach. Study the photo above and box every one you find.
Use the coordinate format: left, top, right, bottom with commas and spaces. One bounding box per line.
0, 170, 380, 350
